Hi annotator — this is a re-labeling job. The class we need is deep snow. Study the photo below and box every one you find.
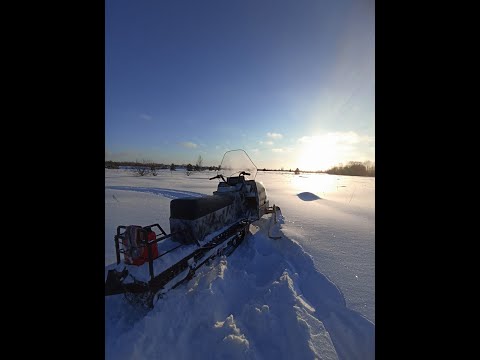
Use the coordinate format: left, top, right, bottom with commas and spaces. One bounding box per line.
105, 168, 375, 359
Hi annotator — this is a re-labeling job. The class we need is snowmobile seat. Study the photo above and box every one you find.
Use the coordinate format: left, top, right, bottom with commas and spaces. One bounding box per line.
226, 176, 245, 186
170, 195, 234, 220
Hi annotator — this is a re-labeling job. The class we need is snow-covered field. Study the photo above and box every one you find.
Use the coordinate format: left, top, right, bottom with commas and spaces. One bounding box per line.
105, 168, 375, 359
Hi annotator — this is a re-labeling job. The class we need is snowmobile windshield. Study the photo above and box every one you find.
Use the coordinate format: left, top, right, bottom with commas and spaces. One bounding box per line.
218, 149, 257, 180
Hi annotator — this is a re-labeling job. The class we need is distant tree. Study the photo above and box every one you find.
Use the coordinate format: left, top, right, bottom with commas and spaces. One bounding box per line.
326, 161, 373, 177
149, 162, 158, 176
132, 159, 151, 176
347, 161, 367, 176
186, 163, 194, 171
170, 163, 176, 171
195, 155, 203, 171
294, 168, 300, 175
105, 161, 119, 169
363, 160, 375, 177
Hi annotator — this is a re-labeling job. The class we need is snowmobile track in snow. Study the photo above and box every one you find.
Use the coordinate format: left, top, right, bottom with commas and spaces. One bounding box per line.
106, 186, 207, 200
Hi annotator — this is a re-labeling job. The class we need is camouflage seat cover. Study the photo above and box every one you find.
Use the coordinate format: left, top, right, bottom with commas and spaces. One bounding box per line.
170, 195, 234, 220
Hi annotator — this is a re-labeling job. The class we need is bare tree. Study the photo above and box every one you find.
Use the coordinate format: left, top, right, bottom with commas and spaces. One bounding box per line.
149, 162, 158, 176
133, 159, 150, 176
195, 155, 203, 171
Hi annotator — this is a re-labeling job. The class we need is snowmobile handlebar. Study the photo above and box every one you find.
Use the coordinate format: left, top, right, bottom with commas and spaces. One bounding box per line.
209, 174, 226, 182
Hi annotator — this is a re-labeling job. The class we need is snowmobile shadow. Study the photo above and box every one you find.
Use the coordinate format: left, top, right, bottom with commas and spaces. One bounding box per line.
106, 186, 206, 200
297, 192, 322, 201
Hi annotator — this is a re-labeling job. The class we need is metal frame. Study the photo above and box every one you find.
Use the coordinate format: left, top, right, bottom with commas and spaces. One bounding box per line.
114, 223, 181, 281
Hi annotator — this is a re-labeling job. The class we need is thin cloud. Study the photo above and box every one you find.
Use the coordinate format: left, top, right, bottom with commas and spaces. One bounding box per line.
179, 141, 198, 149
298, 131, 374, 145
259, 140, 274, 146
140, 114, 152, 121
267, 132, 283, 139
272, 148, 284, 153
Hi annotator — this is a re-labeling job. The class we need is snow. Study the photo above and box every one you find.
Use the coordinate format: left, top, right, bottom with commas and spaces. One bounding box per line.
105, 168, 375, 359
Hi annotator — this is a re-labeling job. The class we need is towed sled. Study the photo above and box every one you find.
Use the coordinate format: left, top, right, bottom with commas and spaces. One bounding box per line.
105, 150, 282, 308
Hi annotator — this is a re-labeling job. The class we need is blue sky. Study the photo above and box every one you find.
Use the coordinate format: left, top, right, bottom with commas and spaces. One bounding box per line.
106, 0, 374, 171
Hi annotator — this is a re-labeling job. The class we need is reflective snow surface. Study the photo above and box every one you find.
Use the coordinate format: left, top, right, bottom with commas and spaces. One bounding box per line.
105, 169, 374, 360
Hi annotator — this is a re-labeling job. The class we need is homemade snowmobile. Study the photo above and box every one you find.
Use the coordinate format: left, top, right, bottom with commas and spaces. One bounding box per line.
105, 149, 282, 308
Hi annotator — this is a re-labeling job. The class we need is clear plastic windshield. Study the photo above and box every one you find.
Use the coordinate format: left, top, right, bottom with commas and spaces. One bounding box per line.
218, 149, 257, 180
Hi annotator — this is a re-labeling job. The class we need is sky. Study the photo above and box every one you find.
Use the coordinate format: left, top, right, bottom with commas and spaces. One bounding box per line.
105, 0, 375, 171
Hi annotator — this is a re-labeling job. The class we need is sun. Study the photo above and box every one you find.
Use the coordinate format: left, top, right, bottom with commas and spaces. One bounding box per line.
297, 135, 341, 171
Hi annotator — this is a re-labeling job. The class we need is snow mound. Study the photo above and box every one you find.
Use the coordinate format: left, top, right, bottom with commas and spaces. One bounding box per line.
297, 192, 322, 201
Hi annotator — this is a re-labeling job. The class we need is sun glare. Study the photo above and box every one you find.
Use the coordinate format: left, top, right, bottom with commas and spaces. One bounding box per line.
297, 135, 342, 171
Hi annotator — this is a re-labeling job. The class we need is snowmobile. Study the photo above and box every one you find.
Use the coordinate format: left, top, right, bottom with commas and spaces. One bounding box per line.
105, 149, 282, 308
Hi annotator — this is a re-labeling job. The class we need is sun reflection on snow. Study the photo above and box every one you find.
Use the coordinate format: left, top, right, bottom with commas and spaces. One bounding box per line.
290, 173, 340, 201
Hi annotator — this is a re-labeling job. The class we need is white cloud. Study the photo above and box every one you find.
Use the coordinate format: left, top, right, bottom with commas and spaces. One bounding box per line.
267, 132, 283, 139
259, 140, 274, 146
272, 148, 284, 153
179, 141, 198, 149
298, 131, 374, 146
298, 136, 312, 144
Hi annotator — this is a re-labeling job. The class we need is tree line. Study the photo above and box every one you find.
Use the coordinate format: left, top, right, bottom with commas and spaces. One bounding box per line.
106, 157, 375, 177
105, 156, 222, 176
326, 161, 375, 177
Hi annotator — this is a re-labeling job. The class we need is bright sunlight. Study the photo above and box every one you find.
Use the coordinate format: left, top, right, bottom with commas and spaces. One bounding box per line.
295, 132, 367, 171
